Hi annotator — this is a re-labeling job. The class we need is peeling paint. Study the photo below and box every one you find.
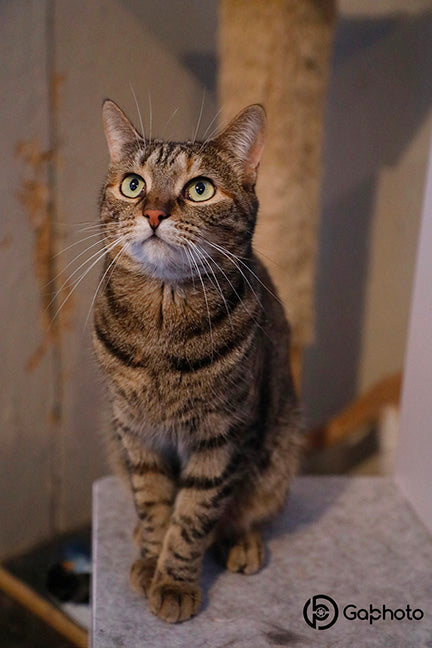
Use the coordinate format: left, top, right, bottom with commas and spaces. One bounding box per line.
16, 140, 53, 320
0, 235, 12, 249
15, 137, 73, 373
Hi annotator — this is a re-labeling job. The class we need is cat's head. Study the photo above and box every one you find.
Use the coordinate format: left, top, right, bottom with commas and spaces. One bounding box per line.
100, 99, 265, 283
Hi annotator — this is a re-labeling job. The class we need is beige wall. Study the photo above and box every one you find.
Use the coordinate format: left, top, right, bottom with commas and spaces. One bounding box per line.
359, 114, 432, 391
0, 0, 54, 558
302, 9, 432, 426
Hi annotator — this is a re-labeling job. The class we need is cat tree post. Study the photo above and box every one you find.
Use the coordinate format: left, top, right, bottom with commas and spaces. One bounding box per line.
219, 0, 336, 385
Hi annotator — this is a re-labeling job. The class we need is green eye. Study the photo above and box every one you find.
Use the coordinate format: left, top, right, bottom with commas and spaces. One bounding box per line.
184, 178, 215, 202
120, 174, 145, 198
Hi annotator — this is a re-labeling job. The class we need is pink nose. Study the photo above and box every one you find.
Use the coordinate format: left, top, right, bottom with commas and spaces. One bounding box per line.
143, 208, 168, 230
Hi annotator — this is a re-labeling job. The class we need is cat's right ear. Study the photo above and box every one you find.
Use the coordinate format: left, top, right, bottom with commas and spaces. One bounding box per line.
102, 99, 142, 162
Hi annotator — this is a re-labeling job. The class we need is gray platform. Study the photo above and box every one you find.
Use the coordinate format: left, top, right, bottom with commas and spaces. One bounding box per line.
92, 476, 432, 647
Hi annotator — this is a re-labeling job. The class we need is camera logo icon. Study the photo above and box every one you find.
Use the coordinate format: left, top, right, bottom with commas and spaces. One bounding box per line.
303, 594, 339, 630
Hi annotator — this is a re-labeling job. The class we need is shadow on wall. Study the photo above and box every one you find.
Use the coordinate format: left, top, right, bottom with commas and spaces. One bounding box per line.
121, 0, 218, 128
302, 13, 432, 428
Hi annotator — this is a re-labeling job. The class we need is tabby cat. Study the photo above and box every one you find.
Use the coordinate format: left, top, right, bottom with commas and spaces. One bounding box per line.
93, 99, 302, 623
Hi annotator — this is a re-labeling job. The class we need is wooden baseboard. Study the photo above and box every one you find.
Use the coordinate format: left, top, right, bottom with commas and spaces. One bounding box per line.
0, 566, 88, 647
307, 372, 402, 449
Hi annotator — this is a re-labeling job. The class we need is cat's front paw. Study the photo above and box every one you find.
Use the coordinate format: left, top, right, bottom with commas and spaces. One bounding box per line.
148, 575, 202, 623
130, 557, 157, 597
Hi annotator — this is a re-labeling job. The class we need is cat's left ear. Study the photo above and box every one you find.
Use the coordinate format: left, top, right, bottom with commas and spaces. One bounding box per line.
102, 99, 142, 162
212, 104, 266, 185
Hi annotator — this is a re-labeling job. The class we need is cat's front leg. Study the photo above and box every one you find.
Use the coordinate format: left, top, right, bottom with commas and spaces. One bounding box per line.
115, 425, 176, 596
148, 433, 238, 623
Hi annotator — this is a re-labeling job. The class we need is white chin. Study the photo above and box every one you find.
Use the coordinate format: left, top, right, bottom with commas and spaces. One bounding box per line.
128, 237, 189, 281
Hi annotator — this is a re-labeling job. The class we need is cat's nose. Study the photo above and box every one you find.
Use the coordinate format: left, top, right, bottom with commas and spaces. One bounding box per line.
143, 208, 169, 230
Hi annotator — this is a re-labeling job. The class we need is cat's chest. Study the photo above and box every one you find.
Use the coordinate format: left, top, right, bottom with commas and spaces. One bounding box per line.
118, 284, 213, 349
96, 287, 215, 390
96, 278, 248, 423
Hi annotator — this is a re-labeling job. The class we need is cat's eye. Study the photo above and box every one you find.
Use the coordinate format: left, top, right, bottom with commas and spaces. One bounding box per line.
120, 174, 146, 198
184, 177, 215, 202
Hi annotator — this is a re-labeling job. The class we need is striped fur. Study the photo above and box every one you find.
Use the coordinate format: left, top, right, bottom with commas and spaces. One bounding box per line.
93, 100, 302, 623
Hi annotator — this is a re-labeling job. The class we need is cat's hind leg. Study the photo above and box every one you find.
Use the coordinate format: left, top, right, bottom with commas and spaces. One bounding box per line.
216, 530, 265, 574
214, 419, 301, 575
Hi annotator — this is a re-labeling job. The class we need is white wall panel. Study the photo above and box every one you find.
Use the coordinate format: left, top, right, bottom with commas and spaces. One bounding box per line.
396, 131, 432, 533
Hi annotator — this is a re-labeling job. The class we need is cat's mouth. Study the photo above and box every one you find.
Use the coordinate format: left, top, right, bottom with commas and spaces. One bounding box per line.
143, 232, 176, 251
126, 232, 191, 281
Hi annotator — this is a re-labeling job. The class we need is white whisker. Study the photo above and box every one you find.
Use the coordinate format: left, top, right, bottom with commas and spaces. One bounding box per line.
208, 240, 282, 306
204, 240, 263, 309
200, 123, 221, 145
66, 222, 117, 235
47, 235, 125, 316
129, 82, 145, 138
253, 245, 283, 269
46, 238, 106, 290
187, 240, 234, 335
148, 92, 153, 144
161, 107, 179, 139
193, 90, 206, 143
50, 235, 129, 325
46, 224, 123, 287
55, 220, 100, 228
198, 84, 251, 149
179, 244, 196, 289
184, 244, 214, 359
53, 231, 103, 258
195, 240, 271, 340
200, 105, 224, 146
82, 240, 129, 335
195, 242, 240, 299
129, 81, 146, 155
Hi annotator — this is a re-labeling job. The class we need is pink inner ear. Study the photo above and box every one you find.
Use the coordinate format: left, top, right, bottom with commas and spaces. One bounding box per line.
248, 129, 265, 171
104, 125, 125, 162
102, 100, 140, 163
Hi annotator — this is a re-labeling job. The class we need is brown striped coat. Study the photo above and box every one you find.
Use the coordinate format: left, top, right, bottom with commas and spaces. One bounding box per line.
93, 100, 302, 623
